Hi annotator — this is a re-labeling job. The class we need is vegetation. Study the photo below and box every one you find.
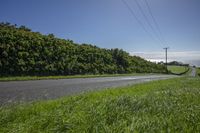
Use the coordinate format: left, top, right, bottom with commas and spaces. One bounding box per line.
0, 77, 200, 132
0, 73, 148, 81
0, 22, 165, 76
196, 67, 200, 77
167, 61, 189, 66
185, 67, 193, 76
167, 65, 188, 74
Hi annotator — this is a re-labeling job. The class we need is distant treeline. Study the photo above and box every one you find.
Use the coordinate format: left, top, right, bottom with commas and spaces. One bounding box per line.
168, 61, 189, 66
158, 61, 189, 66
0, 22, 166, 76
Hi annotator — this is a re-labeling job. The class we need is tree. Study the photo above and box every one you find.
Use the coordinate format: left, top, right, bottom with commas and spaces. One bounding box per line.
0, 22, 166, 76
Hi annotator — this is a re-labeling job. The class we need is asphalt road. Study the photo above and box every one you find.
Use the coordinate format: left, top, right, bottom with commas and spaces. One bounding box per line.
190, 67, 196, 77
0, 75, 176, 105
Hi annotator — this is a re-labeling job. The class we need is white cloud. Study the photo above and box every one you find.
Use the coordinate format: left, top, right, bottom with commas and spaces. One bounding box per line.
130, 51, 200, 66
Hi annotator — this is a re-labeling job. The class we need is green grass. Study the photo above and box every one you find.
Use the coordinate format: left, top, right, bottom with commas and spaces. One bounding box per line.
196, 67, 200, 77
167, 65, 188, 74
0, 73, 151, 81
181, 67, 193, 77
0, 77, 200, 132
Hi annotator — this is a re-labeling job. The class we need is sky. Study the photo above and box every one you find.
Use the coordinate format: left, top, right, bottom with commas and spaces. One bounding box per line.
0, 0, 200, 66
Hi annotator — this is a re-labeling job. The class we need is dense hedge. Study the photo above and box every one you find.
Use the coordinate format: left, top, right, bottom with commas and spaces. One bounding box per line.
0, 22, 166, 76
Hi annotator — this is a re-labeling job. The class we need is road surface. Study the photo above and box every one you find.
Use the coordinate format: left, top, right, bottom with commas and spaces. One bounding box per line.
0, 75, 176, 105
190, 67, 196, 77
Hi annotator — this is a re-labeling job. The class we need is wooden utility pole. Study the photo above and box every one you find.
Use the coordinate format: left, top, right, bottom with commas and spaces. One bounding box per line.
163, 47, 169, 73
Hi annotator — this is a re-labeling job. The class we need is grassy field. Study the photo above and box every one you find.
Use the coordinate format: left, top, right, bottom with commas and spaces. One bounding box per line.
0, 77, 200, 132
167, 65, 188, 74
0, 73, 150, 81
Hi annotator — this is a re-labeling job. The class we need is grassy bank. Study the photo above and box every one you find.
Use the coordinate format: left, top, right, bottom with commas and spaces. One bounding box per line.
0, 73, 152, 81
167, 65, 188, 74
0, 77, 200, 132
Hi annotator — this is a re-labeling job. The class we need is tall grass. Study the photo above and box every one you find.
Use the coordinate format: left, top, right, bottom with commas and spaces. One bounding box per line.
0, 77, 200, 132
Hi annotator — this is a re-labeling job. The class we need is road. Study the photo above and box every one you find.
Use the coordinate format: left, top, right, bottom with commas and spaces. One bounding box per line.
190, 67, 196, 77
0, 75, 176, 105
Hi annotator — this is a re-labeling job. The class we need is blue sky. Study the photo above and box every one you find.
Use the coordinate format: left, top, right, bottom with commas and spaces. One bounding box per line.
0, 0, 200, 65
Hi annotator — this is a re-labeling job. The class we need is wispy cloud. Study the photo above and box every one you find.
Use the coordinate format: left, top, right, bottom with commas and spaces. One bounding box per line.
130, 51, 200, 66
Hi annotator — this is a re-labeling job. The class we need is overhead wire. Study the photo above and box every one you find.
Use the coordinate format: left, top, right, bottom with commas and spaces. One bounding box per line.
133, 0, 165, 45
121, 0, 169, 62
143, 0, 167, 44
121, 0, 160, 44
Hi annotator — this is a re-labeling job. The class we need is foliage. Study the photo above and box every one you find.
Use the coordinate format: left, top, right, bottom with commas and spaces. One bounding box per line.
0, 22, 165, 76
196, 67, 200, 77
0, 77, 200, 132
168, 61, 189, 66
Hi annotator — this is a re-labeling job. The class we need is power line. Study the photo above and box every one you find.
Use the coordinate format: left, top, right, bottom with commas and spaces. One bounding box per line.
121, 0, 159, 43
122, 0, 170, 67
133, 0, 165, 45
144, 0, 167, 44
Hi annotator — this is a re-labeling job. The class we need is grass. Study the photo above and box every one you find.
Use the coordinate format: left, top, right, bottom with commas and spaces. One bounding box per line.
0, 77, 200, 132
0, 73, 151, 81
167, 65, 188, 74
196, 67, 200, 77
181, 67, 193, 77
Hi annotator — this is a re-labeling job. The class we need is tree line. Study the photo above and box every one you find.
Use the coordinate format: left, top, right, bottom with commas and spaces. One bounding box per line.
167, 61, 189, 67
0, 22, 166, 76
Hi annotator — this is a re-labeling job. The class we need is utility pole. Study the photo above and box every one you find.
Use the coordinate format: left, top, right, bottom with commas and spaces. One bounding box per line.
163, 47, 169, 73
